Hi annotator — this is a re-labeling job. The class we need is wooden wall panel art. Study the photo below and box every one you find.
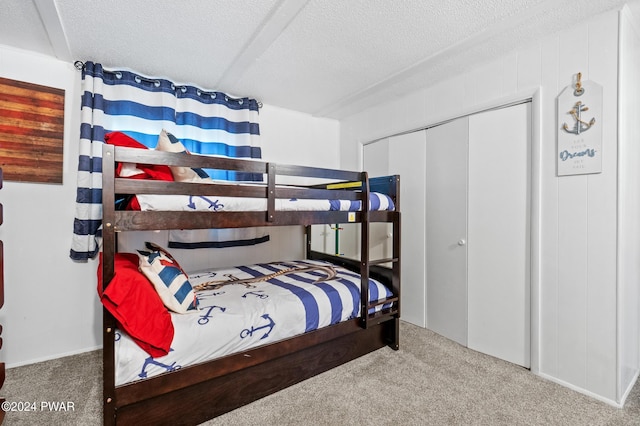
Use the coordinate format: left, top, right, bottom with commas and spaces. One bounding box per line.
0, 77, 65, 184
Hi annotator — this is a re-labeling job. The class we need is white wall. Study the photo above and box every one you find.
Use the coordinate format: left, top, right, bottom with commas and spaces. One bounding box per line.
260, 105, 340, 168
0, 45, 340, 367
0, 46, 101, 367
341, 8, 635, 405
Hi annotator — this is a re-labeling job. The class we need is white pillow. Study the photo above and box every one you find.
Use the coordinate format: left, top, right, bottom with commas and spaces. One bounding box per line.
155, 129, 213, 183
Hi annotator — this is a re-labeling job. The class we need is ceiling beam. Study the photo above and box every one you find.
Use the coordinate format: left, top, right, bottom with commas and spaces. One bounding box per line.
216, 0, 310, 89
33, 0, 72, 61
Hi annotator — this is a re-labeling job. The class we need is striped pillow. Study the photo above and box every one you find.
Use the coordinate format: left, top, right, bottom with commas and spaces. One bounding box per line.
137, 242, 198, 313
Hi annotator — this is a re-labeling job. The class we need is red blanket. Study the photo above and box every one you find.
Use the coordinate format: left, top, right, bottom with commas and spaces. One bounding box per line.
98, 253, 174, 357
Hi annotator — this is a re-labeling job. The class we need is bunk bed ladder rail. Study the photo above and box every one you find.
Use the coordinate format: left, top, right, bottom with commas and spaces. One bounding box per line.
359, 172, 370, 329
360, 174, 401, 338
359, 173, 400, 329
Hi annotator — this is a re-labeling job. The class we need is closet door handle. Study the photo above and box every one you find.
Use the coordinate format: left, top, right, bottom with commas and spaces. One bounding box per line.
457, 239, 466, 246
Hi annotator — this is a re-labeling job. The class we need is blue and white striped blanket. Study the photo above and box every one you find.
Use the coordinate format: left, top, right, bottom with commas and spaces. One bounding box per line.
115, 259, 393, 385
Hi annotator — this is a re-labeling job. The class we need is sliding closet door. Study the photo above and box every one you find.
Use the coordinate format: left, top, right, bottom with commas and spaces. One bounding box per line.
425, 118, 469, 346
467, 103, 531, 368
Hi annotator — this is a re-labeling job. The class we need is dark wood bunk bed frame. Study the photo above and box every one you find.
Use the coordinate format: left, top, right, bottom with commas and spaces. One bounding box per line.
101, 144, 401, 425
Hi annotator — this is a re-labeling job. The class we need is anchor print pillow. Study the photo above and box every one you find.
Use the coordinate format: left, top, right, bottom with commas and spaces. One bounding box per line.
138, 242, 199, 314
155, 129, 213, 183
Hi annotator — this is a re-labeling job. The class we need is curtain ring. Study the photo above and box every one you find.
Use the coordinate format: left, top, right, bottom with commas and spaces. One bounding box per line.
114, 71, 122, 79
134, 75, 160, 87
211, 93, 216, 100
196, 89, 202, 96
238, 99, 243, 105
181, 86, 187, 93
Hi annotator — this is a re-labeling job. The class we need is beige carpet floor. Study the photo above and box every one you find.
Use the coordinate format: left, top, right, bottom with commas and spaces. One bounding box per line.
3, 321, 639, 425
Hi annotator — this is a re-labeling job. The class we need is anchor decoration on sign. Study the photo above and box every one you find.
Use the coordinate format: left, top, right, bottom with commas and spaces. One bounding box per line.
562, 101, 596, 135
197, 305, 226, 325
240, 314, 275, 340
187, 195, 224, 211
138, 350, 181, 378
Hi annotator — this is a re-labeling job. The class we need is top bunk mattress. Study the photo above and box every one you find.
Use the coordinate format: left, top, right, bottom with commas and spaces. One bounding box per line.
130, 191, 395, 212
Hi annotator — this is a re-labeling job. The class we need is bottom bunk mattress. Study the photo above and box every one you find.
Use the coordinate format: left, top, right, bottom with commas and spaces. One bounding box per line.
114, 259, 393, 386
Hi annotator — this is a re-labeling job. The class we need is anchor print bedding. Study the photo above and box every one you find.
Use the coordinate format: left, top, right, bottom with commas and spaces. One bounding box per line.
114, 259, 393, 385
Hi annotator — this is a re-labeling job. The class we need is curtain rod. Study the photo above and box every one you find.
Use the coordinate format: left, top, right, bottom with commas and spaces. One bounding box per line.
73, 60, 263, 108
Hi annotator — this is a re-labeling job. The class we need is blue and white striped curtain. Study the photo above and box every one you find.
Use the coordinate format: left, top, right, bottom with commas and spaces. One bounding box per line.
70, 62, 263, 261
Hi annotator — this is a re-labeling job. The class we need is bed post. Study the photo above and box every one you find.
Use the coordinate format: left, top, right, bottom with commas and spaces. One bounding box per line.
360, 172, 370, 329
102, 144, 117, 425
390, 207, 401, 349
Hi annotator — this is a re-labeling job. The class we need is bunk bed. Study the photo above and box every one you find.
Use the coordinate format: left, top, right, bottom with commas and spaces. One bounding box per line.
100, 143, 401, 425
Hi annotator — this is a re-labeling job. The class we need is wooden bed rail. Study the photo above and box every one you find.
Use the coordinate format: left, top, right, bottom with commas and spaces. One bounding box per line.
305, 173, 401, 340
111, 145, 363, 182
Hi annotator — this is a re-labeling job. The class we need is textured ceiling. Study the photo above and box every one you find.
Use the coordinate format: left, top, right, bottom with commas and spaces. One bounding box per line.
0, 0, 634, 118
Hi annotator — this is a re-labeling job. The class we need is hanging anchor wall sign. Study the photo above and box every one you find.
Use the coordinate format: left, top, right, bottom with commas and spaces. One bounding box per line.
557, 72, 602, 176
